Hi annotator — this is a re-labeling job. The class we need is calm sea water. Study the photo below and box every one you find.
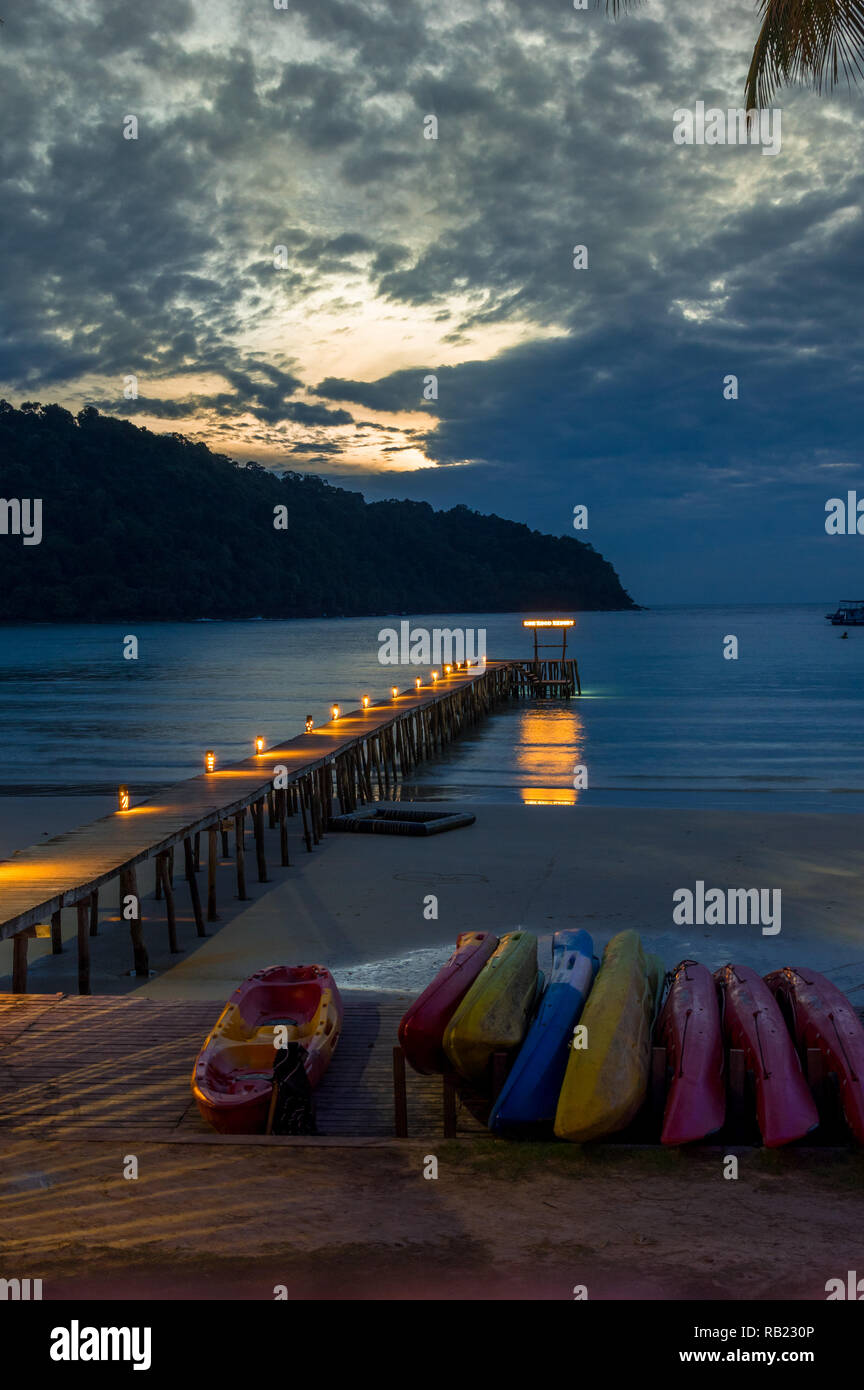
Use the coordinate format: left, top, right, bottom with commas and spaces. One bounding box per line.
0, 605, 861, 813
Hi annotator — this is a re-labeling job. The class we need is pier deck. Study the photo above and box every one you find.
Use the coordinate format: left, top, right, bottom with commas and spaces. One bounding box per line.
0, 992, 483, 1140
0, 664, 505, 938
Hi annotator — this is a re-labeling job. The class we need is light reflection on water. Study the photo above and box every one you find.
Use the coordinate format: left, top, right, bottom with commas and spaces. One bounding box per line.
1, 605, 862, 812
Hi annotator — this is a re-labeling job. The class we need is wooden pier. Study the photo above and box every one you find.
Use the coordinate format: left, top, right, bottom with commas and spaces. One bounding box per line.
0, 658, 577, 994
0, 992, 486, 1140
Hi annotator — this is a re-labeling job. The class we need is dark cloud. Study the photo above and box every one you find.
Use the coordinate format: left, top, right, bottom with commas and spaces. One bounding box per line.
0, 0, 861, 600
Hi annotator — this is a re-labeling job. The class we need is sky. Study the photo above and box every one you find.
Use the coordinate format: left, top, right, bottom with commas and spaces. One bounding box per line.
1, 0, 863, 604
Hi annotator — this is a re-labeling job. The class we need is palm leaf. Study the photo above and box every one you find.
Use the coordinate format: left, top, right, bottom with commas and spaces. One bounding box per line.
745, 0, 864, 108
598, 0, 864, 111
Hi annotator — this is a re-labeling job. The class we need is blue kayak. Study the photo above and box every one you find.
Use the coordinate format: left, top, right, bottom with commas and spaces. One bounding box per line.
489, 929, 596, 1135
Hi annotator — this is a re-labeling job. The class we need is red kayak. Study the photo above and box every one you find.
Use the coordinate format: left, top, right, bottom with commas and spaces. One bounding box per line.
399, 932, 499, 1073
656, 960, 725, 1145
192, 965, 343, 1134
765, 966, 864, 1145
715, 964, 819, 1147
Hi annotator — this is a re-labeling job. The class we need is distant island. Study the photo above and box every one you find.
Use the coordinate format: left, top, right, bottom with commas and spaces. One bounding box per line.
0, 401, 637, 621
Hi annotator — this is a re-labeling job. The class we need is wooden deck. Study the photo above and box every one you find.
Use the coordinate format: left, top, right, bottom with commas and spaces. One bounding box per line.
0, 992, 484, 1140
0, 664, 502, 938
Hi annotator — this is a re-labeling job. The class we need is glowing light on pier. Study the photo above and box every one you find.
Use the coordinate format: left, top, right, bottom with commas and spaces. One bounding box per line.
415, 677, 422, 690
118, 785, 130, 812
204, 750, 216, 773
431, 670, 439, 683
391, 686, 399, 699
362, 696, 370, 709
305, 716, 314, 732
254, 736, 266, 754
331, 704, 340, 721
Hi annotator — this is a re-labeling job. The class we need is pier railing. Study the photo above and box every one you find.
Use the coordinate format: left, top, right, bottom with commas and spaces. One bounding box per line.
0, 660, 531, 992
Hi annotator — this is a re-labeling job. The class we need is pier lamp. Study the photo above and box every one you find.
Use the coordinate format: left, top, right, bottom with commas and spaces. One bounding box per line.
415, 677, 422, 690
305, 715, 314, 732
254, 735, 266, 755
118, 785, 130, 812
431, 670, 439, 684
331, 704, 340, 721
445, 664, 453, 675
391, 686, 399, 699
362, 695, 370, 709
205, 750, 216, 773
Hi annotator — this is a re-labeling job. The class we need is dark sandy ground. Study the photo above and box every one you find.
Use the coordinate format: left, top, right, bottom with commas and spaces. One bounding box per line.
2, 1135, 862, 1301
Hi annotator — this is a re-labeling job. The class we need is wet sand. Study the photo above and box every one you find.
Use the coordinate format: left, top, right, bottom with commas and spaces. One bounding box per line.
2, 799, 864, 998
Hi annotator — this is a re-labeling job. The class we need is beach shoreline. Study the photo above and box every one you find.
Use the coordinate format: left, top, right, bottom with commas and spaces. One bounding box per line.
3, 799, 863, 999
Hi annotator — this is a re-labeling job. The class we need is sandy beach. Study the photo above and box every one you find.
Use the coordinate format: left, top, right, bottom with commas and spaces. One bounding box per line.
3, 797, 863, 1000
3, 794, 864, 1302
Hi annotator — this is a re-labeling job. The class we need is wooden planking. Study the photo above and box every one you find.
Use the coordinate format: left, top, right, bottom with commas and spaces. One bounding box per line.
0, 664, 511, 941
0, 994, 484, 1139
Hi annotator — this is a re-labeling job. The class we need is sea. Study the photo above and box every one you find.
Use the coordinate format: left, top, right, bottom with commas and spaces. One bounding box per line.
0, 604, 861, 814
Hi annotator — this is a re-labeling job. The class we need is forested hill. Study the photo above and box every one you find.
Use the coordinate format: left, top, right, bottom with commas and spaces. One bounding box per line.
0, 402, 636, 621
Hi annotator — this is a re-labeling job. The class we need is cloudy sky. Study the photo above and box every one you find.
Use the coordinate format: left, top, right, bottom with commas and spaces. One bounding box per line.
2, 0, 863, 603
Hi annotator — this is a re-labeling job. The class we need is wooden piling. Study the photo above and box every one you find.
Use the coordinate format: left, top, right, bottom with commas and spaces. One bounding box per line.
443, 1073, 458, 1138
207, 827, 219, 921
12, 930, 28, 993
393, 1046, 408, 1138
76, 901, 91, 995
253, 799, 268, 883
157, 853, 180, 954
50, 908, 63, 955
184, 835, 206, 937
278, 789, 290, 867
299, 782, 313, 852
120, 866, 149, 977
88, 888, 99, 937
234, 810, 248, 900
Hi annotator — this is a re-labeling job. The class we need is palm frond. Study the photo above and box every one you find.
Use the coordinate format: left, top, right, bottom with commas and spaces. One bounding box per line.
745, 0, 864, 109
597, 0, 641, 13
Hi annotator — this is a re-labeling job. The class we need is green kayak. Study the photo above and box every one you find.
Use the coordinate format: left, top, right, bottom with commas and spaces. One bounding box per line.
443, 931, 539, 1087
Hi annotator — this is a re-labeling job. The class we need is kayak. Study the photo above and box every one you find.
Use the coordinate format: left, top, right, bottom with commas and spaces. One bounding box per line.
715, 963, 818, 1147
765, 965, 864, 1145
489, 929, 596, 1135
656, 959, 725, 1145
443, 931, 539, 1087
554, 930, 661, 1142
398, 931, 499, 1074
192, 964, 343, 1134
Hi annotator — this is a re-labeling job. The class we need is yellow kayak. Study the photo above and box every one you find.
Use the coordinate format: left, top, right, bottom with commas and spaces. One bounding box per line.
443, 931, 538, 1086
554, 930, 661, 1142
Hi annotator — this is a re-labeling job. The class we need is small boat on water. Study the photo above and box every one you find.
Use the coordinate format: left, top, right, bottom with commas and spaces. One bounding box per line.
554, 930, 662, 1143
715, 964, 818, 1147
656, 960, 725, 1145
765, 966, 864, 1145
398, 931, 499, 1074
443, 931, 539, 1088
489, 928, 596, 1135
192, 965, 343, 1134
826, 599, 864, 625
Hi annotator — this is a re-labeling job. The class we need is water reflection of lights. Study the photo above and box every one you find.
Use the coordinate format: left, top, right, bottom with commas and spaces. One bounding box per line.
521, 789, 578, 806
515, 705, 586, 804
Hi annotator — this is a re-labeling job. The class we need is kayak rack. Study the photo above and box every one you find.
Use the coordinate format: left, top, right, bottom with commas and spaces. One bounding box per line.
391, 1043, 854, 1146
